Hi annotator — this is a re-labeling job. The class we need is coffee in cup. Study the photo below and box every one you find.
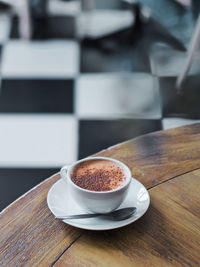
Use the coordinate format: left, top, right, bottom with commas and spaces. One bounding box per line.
71, 159, 127, 192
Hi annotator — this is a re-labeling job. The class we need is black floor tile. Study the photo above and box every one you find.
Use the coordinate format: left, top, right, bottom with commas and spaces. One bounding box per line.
92, 0, 122, 9
159, 76, 200, 118
78, 119, 162, 159
0, 168, 59, 211
45, 16, 76, 39
10, 15, 76, 39
9, 16, 19, 39
0, 45, 2, 60
0, 2, 10, 10
0, 79, 74, 113
80, 39, 151, 73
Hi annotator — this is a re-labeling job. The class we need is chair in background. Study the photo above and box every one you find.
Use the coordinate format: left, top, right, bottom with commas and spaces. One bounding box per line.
0, 0, 32, 39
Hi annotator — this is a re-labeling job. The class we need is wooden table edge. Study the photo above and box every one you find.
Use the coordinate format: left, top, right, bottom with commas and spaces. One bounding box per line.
1, 123, 200, 217
0, 172, 60, 216
1, 123, 200, 266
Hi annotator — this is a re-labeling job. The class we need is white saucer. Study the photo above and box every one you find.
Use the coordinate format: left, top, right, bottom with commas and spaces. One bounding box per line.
47, 178, 150, 231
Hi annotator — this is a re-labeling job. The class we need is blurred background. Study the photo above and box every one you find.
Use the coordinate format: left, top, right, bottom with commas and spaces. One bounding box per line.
0, 0, 200, 210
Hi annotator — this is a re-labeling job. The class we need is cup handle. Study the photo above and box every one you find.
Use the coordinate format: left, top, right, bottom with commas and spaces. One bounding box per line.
60, 165, 70, 182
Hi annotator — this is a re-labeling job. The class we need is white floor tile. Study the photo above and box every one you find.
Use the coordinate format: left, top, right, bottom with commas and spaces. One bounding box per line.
76, 74, 161, 119
0, 13, 11, 44
162, 118, 200, 130
0, 114, 78, 167
77, 10, 134, 38
1, 40, 79, 78
150, 43, 200, 77
48, 0, 80, 16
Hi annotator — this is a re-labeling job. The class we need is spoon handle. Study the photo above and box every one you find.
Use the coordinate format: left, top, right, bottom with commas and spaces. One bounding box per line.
56, 213, 101, 220
55, 207, 136, 220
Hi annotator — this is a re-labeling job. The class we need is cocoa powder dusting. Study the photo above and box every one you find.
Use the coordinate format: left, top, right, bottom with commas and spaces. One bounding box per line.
71, 159, 126, 191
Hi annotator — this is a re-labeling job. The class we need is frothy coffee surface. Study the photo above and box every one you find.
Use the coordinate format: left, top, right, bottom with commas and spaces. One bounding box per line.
71, 159, 127, 191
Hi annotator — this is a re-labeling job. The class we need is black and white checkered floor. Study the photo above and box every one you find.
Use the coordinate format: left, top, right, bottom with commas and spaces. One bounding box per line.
0, 0, 200, 210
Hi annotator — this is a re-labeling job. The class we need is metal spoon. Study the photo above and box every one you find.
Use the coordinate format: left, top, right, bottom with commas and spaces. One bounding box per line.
55, 207, 136, 221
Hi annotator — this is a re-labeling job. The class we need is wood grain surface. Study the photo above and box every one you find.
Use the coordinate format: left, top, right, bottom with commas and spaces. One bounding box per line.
55, 169, 200, 267
96, 123, 200, 188
0, 123, 200, 266
0, 174, 83, 266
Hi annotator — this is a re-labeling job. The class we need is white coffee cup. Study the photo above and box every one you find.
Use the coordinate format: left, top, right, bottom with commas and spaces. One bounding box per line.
60, 156, 132, 213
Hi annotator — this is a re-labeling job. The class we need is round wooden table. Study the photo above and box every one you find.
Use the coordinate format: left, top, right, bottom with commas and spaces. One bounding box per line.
1, 124, 200, 266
